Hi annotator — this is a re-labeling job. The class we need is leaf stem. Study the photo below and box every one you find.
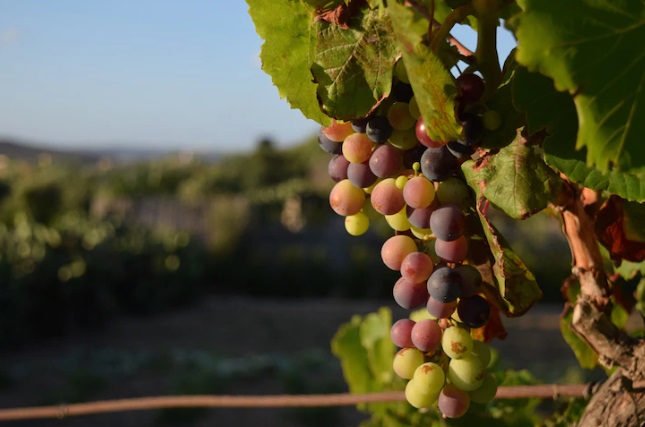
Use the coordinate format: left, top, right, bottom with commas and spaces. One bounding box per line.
429, 4, 474, 55
473, 9, 502, 100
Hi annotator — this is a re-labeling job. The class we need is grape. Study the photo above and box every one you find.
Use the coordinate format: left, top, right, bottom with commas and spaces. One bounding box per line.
369, 144, 402, 178
435, 235, 468, 263
430, 205, 465, 241
385, 207, 411, 231
457, 295, 490, 328
403, 176, 435, 209
408, 96, 420, 119
322, 120, 354, 142
405, 379, 439, 409
393, 347, 425, 379
447, 140, 475, 159
391, 318, 415, 348
406, 203, 436, 229
392, 81, 414, 102
395, 175, 408, 189
442, 326, 473, 359
427, 266, 462, 303
394, 59, 410, 84
388, 129, 419, 151
438, 384, 470, 418
401, 251, 434, 283
347, 161, 378, 188
426, 297, 457, 319
345, 212, 369, 236
387, 102, 416, 131
410, 225, 432, 240
458, 112, 484, 146
402, 144, 427, 168
343, 133, 374, 163
318, 130, 343, 154
366, 116, 393, 143
469, 372, 497, 403
482, 109, 502, 131
393, 277, 428, 309
327, 154, 350, 182
455, 73, 484, 104
420, 146, 459, 182
455, 264, 482, 298
411, 319, 442, 353
381, 235, 418, 270
415, 116, 443, 148
351, 117, 370, 133
371, 178, 406, 215
470, 339, 491, 368
448, 354, 485, 391
329, 179, 365, 216
413, 362, 445, 394
435, 177, 471, 208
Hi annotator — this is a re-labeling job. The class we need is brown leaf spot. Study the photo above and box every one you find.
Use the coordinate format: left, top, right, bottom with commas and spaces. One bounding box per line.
315, 0, 367, 30
595, 196, 645, 263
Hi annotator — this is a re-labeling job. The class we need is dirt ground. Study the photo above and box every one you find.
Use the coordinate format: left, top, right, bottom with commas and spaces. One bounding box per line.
0, 296, 603, 427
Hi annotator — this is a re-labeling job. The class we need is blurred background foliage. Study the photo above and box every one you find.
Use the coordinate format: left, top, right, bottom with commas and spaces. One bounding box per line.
0, 136, 571, 348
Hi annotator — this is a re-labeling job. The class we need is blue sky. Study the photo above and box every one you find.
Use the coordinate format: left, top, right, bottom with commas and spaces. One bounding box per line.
0, 2, 515, 153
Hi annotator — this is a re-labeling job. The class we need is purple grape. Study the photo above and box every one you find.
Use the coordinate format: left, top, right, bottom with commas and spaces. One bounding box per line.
406, 199, 439, 229
427, 266, 461, 303
426, 297, 457, 319
435, 236, 468, 263
438, 384, 470, 418
421, 146, 459, 182
319, 130, 343, 154
455, 264, 482, 298
458, 112, 484, 146
393, 277, 429, 309
430, 205, 465, 242
457, 295, 490, 328
366, 116, 393, 143
351, 117, 370, 133
447, 140, 475, 159
456, 73, 484, 104
391, 319, 415, 348
369, 144, 402, 178
347, 161, 378, 188
328, 155, 350, 182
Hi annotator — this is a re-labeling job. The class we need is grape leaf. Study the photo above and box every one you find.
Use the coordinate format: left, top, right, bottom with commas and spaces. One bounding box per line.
512, 67, 645, 202
479, 51, 524, 149
359, 308, 396, 385
248, 0, 330, 125
388, 1, 462, 142
462, 137, 562, 220
312, 7, 398, 120
561, 304, 598, 369
595, 196, 645, 262
513, 0, 645, 173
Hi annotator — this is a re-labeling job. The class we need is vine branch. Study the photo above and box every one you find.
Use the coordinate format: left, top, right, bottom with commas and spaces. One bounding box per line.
0, 384, 594, 422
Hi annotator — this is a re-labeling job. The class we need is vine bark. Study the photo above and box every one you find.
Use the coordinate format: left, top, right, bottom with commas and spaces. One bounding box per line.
556, 181, 645, 427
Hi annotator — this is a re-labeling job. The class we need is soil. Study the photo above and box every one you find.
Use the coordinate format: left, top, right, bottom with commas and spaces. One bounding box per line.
0, 296, 604, 427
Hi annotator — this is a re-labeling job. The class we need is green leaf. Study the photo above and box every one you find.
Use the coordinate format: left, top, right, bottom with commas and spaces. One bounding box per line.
462, 137, 562, 219
480, 51, 524, 150
312, 8, 398, 119
512, 66, 645, 202
389, 1, 462, 142
359, 308, 396, 386
248, 0, 331, 125
560, 305, 598, 369
513, 0, 645, 173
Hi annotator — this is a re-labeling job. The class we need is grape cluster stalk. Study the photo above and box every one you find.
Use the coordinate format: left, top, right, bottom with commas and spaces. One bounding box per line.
320, 64, 501, 418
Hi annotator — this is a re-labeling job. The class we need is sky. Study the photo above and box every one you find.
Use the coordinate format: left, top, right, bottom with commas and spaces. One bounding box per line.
0, 2, 515, 153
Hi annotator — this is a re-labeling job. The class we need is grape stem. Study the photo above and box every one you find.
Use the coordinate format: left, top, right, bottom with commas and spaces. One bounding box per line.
473, 7, 502, 100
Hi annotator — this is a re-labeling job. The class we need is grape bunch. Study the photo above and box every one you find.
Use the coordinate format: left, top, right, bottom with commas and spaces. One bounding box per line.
320, 66, 499, 417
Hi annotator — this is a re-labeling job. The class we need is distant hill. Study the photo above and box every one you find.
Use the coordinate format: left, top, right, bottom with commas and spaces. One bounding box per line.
0, 138, 226, 165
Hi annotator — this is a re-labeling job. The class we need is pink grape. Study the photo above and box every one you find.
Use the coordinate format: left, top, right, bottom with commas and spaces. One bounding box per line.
391, 319, 415, 348
371, 178, 406, 215
400, 251, 434, 283
381, 235, 417, 270
343, 133, 374, 164
393, 277, 428, 309
435, 235, 468, 263
403, 176, 435, 209
426, 297, 457, 319
415, 116, 444, 148
369, 144, 402, 178
329, 179, 365, 216
438, 384, 470, 418
322, 119, 354, 142
411, 319, 442, 353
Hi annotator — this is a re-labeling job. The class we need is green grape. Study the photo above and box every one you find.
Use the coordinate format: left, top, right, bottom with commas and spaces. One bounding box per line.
442, 326, 473, 359
435, 177, 471, 208
405, 379, 439, 409
393, 347, 425, 379
388, 129, 418, 151
387, 102, 416, 130
386, 207, 411, 231
482, 109, 502, 131
412, 362, 445, 395
394, 59, 410, 84
409, 96, 421, 119
470, 339, 491, 368
410, 225, 432, 240
448, 354, 485, 391
469, 372, 498, 403
395, 175, 409, 190
345, 212, 369, 236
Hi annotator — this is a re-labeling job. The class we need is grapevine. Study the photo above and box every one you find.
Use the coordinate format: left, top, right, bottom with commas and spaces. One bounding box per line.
247, 0, 645, 425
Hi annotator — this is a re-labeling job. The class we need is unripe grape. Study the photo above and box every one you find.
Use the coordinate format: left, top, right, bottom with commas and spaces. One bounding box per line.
412, 362, 445, 394
345, 212, 369, 236
405, 379, 439, 409
469, 372, 498, 403
393, 347, 424, 379
448, 354, 485, 391
442, 326, 473, 359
